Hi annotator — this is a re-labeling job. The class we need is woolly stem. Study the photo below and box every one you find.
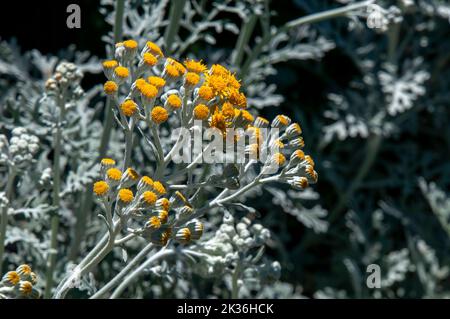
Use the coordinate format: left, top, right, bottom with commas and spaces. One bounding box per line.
44, 103, 64, 298
164, 0, 186, 55
90, 243, 154, 299
98, 0, 125, 158
0, 168, 16, 275
110, 248, 174, 298
231, 14, 258, 67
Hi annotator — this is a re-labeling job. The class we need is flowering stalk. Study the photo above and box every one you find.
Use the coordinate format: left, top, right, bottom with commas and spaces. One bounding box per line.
99, 0, 125, 158
231, 14, 259, 68
0, 168, 16, 275
90, 243, 154, 298
164, 0, 187, 55
44, 96, 65, 299
110, 247, 175, 299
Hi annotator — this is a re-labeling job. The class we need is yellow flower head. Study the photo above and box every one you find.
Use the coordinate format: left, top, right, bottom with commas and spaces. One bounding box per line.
142, 191, 158, 205
296, 177, 309, 189
19, 281, 33, 296
305, 165, 315, 178
158, 210, 169, 224
197, 85, 214, 101
147, 76, 166, 88
146, 41, 164, 57
292, 149, 305, 161
227, 73, 241, 90
153, 181, 166, 195
184, 59, 207, 73
184, 72, 201, 87
120, 100, 138, 117
255, 116, 270, 128
140, 83, 158, 99
176, 228, 192, 244
167, 58, 186, 74
206, 74, 228, 97
273, 139, 285, 149
114, 66, 130, 79
125, 168, 139, 180
305, 155, 315, 167
193, 104, 210, 120
240, 110, 254, 124
159, 228, 172, 246
101, 158, 116, 167
286, 123, 302, 136
273, 114, 291, 127
17, 264, 31, 276
151, 106, 169, 124
140, 176, 154, 187
106, 168, 122, 181
143, 52, 158, 67
166, 95, 182, 109
157, 198, 170, 211
273, 153, 286, 166
210, 111, 228, 134
102, 60, 118, 69
148, 216, 162, 229
165, 64, 180, 78
4, 271, 20, 285
210, 64, 230, 77
93, 181, 109, 196
123, 39, 138, 50
118, 188, 134, 203
104, 81, 118, 95
228, 89, 247, 108
221, 102, 235, 119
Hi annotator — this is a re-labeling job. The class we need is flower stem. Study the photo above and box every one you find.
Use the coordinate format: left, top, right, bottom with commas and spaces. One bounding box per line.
90, 243, 154, 299
0, 168, 16, 275
44, 110, 64, 298
110, 248, 174, 298
98, 0, 125, 158
164, 0, 186, 55
231, 14, 258, 67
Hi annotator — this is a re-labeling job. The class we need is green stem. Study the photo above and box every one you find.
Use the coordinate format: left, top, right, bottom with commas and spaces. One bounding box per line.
231, 260, 242, 298
164, 0, 186, 55
151, 126, 165, 179
98, 0, 125, 158
44, 111, 64, 298
0, 168, 16, 275
231, 14, 258, 67
239, 0, 374, 79
123, 120, 135, 171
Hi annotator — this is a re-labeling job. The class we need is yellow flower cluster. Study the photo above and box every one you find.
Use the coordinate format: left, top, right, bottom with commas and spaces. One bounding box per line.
1, 264, 39, 298
97, 39, 318, 249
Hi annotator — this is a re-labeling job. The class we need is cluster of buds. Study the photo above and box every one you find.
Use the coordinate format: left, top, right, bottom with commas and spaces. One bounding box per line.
0, 264, 39, 299
0, 128, 39, 169
191, 213, 274, 279
366, 4, 403, 32
93, 159, 203, 246
45, 62, 84, 100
